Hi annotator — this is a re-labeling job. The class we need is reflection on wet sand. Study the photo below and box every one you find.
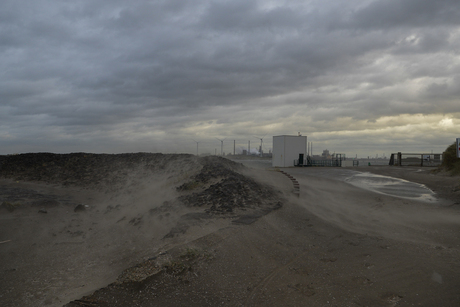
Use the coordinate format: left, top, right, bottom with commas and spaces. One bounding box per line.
344, 172, 437, 202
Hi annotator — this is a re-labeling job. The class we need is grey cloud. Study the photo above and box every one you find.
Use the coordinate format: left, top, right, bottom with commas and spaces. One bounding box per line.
350, 0, 460, 29
199, 0, 303, 32
425, 75, 460, 100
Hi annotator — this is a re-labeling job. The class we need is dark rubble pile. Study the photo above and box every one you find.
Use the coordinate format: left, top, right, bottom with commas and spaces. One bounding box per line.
0, 153, 282, 215
178, 161, 279, 213
0, 152, 196, 190
176, 156, 244, 191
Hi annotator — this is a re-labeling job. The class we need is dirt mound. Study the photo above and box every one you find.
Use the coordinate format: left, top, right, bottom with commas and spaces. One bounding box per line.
0, 153, 285, 307
0, 152, 198, 191
178, 157, 279, 213
0, 153, 280, 215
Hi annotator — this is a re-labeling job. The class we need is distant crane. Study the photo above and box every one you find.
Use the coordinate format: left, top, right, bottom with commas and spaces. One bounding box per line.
216, 138, 226, 156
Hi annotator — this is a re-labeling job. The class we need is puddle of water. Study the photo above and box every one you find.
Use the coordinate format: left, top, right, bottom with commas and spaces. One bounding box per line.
345, 172, 437, 203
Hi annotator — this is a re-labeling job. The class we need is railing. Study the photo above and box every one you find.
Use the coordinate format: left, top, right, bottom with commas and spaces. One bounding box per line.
295, 157, 342, 167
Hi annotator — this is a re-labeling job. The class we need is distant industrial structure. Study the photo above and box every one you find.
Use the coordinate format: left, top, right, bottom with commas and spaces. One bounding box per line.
272, 134, 346, 167
196, 134, 347, 166
272, 135, 307, 167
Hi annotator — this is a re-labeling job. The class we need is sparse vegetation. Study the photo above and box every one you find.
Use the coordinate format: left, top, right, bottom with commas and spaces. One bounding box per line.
441, 142, 460, 175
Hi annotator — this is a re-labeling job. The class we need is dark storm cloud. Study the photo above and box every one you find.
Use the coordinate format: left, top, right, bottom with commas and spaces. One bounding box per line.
1, 0, 459, 154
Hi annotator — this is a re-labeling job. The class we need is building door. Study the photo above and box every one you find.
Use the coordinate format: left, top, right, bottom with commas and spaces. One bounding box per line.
299, 153, 304, 165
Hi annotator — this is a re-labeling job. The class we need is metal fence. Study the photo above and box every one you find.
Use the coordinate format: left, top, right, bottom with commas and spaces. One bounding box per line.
389, 153, 442, 167
295, 157, 342, 167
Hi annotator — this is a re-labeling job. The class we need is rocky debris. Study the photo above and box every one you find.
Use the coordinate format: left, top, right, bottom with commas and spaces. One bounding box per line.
0, 152, 199, 191
65, 248, 215, 307
189, 157, 244, 184
1, 152, 280, 216
179, 170, 279, 214
171, 161, 283, 235
1, 152, 284, 238
38, 208, 47, 214
112, 249, 207, 285
176, 158, 243, 191
74, 204, 86, 212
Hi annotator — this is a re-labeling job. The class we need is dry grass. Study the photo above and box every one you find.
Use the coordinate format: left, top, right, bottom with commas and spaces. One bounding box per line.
441, 143, 460, 175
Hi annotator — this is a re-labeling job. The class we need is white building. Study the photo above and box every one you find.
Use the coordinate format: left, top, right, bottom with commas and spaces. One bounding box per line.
272, 135, 307, 167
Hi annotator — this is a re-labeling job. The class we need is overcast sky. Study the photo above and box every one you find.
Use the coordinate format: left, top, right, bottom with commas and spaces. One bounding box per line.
1, 0, 459, 157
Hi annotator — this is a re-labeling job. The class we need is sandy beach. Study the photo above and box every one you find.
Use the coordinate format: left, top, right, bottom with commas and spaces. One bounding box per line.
1, 154, 459, 306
